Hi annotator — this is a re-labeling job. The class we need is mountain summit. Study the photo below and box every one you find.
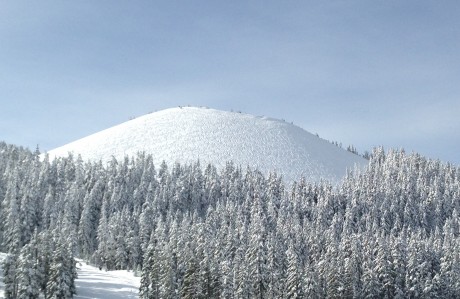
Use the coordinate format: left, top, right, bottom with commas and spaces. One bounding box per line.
47, 107, 366, 183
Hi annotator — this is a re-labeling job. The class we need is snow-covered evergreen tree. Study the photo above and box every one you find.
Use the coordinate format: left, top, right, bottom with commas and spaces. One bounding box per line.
1, 143, 460, 298
2, 253, 18, 299
16, 239, 40, 299
284, 240, 303, 298
46, 238, 77, 299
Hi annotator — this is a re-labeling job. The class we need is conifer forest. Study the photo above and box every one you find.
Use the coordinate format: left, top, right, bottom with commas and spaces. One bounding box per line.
1, 141, 460, 298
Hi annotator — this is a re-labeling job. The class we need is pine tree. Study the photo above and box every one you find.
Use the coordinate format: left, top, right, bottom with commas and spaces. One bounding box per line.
219, 260, 233, 299
391, 232, 408, 298
113, 211, 129, 269
303, 261, 322, 299
375, 236, 395, 298
138, 183, 157, 254
266, 233, 284, 299
16, 241, 40, 299
234, 243, 251, 299
19, 188, 40, 247
159, 248, 180, 299
181, 255, 202, 299
148, 240, 163, 299
2, 174, 22, 252
361, 238, 382, 299
2, 253, 18, 299
341, 235, 363, 298
46, 239, 77, 299
37, 230, 53, 298
127, 212, 142, 270
78, 180, 104, 258
245, 192, 269, 299
139, 235, 160, 299
285, 240, 303, 298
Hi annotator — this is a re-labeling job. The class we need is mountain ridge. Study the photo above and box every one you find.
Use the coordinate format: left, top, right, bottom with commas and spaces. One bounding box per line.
46, 107, 367, 183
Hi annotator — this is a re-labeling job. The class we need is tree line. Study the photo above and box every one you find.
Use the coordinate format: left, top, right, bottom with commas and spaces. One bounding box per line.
1, 141, 459, 298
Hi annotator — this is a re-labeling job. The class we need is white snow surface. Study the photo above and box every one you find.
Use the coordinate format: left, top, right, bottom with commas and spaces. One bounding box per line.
47, 107, 367, 183
74, 259, 140, 299
0, 255, 140, 299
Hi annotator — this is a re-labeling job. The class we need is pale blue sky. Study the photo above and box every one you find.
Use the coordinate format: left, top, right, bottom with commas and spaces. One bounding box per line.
1, 1, 459, 164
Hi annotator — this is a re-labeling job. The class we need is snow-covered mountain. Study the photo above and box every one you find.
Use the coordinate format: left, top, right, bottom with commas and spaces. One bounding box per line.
47, 107, 366, 183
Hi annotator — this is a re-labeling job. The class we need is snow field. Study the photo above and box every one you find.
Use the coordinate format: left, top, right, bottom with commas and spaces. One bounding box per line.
0, 255, 140, 299
74, 259, 140, 299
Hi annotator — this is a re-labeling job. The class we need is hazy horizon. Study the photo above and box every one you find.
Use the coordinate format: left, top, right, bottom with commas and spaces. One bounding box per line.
1, 1, 459, 164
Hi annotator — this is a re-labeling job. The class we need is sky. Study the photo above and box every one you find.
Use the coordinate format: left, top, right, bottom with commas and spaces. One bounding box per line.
1, 0, 459, 165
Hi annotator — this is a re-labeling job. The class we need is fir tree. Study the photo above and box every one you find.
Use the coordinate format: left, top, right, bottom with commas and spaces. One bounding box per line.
2, 253, 18, 299
16, 241, 40, 299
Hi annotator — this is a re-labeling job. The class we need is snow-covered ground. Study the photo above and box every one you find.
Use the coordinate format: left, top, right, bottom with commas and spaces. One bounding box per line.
47, 107, 367, 183
0, 254, 140, 299
0, 252, 6, 298
75, 260, 140, 299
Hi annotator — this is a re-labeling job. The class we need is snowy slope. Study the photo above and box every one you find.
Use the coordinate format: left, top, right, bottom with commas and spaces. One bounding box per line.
74, 260, 140, 299
47, 107, 367, 183
0, 252, 5, 298
0, 256, 139, 299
